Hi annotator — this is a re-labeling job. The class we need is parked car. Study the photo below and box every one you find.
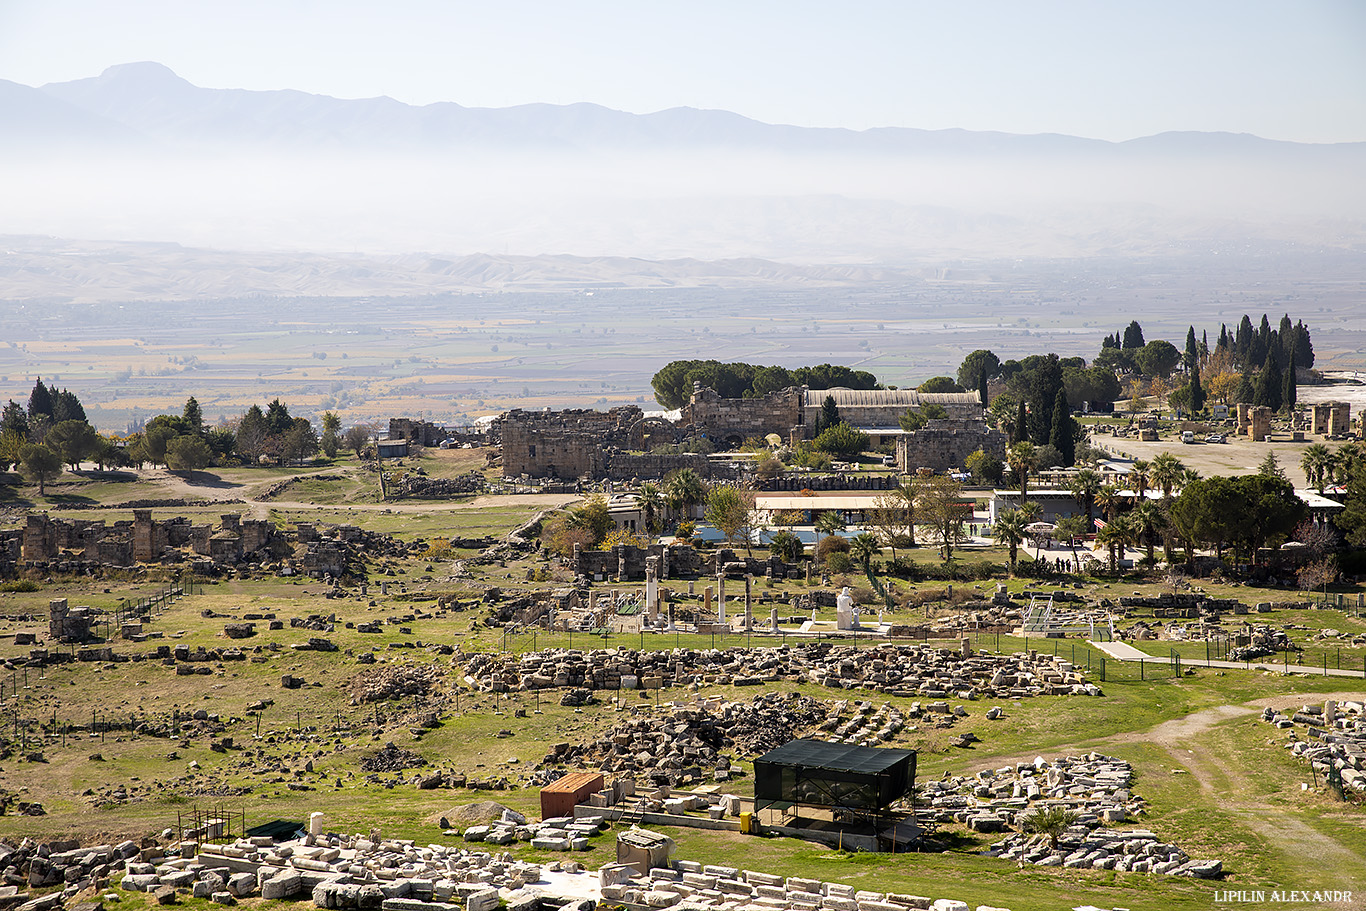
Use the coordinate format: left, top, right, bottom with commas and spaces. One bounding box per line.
1205, 433, 1225, 443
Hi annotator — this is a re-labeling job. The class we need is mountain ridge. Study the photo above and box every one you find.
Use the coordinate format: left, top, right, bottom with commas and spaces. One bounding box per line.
15, 61, 1361, 157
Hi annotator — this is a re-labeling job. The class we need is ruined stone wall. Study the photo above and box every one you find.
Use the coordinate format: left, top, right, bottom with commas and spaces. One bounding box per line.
1311, 402, 1351, 437
572, 542, 799, 582
758, 474, 899, 491
603, 452, 711, 481
682, 385, 804, 444
498, 407, 644, 480
0, 532, 21, 574
896, 421, 1007, 472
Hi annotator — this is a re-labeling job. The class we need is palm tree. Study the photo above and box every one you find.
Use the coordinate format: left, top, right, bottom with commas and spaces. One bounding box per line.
1094, 483, 1123, 524
664, 468, 706, 523
991, 509, 1028, 576
1007, 441, 1038, 498
1130, 500, 1166, 564
1069, 468, 1102, 523
1332, 443, 1364, 487
1151, 452, 1185, 499
1096, 514, 1137, 573
1129, 459, 1152, 499
850, 532, 880, 574
814, 510, 845, 545
1024, 806, 1079, 852
1180, 467, 1201, 488
635, 481, 663, 535
1301, 443, 1332, 492
1018, 501, 1043, 523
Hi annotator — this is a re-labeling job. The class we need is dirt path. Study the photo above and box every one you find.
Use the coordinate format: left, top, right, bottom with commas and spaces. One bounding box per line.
961, 691, 1366, 888
143, 467, 582, 521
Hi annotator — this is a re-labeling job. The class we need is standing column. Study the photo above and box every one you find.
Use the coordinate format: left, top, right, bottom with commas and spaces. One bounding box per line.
744, 575, 753, 630
716, 573, 727, 623
645, 556, 660, 623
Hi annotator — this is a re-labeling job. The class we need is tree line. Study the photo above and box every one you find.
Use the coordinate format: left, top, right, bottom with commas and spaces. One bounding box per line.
1, 380, 377, 493
651, 360, 880, 409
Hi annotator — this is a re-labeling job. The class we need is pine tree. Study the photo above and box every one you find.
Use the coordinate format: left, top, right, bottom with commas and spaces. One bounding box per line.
183, 397, 204, 435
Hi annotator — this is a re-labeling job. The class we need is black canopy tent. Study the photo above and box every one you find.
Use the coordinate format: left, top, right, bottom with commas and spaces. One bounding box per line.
753, 739, 916, 828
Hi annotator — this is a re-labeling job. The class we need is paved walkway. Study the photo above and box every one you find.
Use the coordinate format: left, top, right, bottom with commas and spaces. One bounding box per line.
1088, 640, 1149, 660
1090, 639, 1366, 680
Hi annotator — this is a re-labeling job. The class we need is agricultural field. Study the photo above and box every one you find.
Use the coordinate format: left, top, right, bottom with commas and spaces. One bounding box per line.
3, 251, 1365, 435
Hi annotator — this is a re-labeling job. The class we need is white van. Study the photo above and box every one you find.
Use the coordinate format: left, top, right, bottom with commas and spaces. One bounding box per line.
1181, 430, 1195, 444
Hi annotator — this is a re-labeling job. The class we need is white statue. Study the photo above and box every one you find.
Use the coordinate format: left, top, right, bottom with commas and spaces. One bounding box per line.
836, 586, 856, 630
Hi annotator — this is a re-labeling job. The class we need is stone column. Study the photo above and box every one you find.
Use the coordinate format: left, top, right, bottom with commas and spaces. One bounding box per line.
770, 606, 779, 632
704, 586, 713, 619
715, 574, 726, 623
645, 556, 660, 622
744, 575, 753, 630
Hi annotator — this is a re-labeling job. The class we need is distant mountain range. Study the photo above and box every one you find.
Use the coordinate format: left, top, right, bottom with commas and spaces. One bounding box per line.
6, 61, 1363, 161
2, 63, 1364, 265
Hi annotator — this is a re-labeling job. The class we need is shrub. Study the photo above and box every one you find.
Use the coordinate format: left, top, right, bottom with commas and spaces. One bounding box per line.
815, 535, 850, 564
826, 552, 853, 574
813, 422, 870, 457
0, 579, 39, 593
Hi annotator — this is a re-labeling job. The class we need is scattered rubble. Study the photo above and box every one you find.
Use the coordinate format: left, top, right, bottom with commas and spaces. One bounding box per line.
1227, 625, 1297, 662
920, 752, 1222, 879
1264, 700, 1366, 793
358, 743, 428, 773
463, 642, 1101, 700
347, 665, 445, 705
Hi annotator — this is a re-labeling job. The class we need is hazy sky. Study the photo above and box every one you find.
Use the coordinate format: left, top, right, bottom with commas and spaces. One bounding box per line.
2, 0, 1364, 142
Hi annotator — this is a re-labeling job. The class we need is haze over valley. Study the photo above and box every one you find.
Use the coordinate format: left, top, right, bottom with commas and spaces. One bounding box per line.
2, 62, 1364, 430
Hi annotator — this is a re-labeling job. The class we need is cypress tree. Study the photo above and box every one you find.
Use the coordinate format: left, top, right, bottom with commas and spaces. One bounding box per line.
1122, 320, 1145, 350
1254, 351, 1282, 412
1049, 389, 1076, 466
1189, 360, 1206, 412
27, 378, 53, 421
977, 369, 990, 410
1184, 326, 1198, 370
1013, 399, 1028, 445
1283, 349, 1297, 412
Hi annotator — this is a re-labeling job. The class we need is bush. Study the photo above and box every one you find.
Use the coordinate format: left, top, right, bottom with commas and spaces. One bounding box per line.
755, 454, 784, 478
813, 422, 870, 457
768, 530, 805, 563
826, 552, 853, 574
815, 535, 850, 564
795, 447, 833, 470
0, 579, 39, 593
886, 557, 1004, 582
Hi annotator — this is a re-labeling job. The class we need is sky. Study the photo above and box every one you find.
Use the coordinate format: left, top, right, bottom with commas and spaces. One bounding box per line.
2, 0, 1364, 143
